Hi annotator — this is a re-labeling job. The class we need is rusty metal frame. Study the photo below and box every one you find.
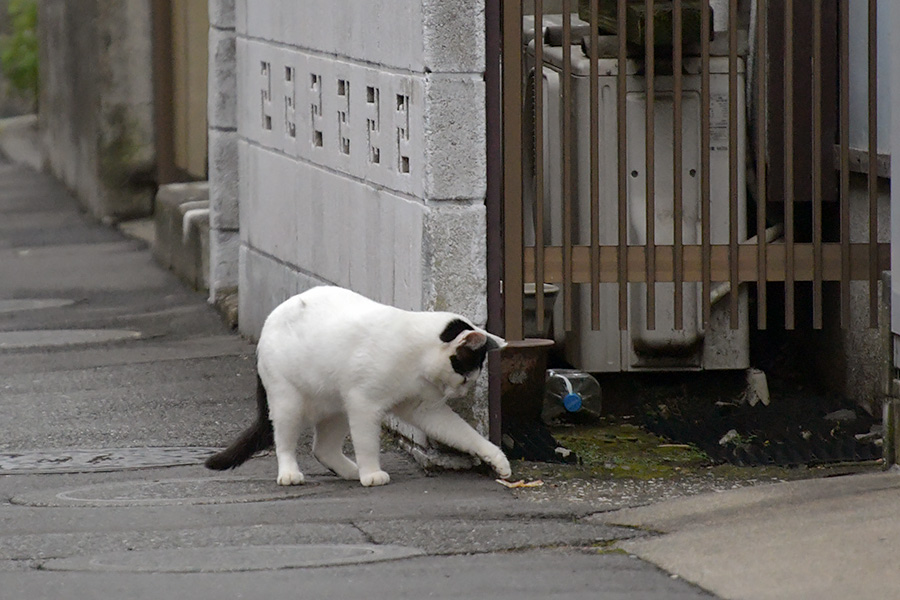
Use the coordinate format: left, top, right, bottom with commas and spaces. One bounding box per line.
488, 0, 887, 356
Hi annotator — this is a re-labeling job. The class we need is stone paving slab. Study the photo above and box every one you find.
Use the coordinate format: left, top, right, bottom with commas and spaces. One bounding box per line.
356, 517, 641, 554
0, 328, 142, 349
40, 544, 425, 573
0, 298, 76, 313
2, 550, 717, 600
0, 525, 370, 563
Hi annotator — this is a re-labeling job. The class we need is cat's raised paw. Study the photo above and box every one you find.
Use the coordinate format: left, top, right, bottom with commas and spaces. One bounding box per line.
360, 470, 391, 487
276, 470, 306, 486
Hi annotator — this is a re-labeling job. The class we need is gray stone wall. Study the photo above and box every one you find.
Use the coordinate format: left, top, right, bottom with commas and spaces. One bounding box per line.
38, 0, 155, 222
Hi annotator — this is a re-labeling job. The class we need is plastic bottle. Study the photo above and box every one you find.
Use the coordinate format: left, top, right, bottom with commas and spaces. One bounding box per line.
542, 369, 602, 423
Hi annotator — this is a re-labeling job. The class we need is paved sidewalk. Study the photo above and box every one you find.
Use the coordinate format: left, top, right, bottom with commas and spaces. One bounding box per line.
590, 469, 900, 600
0, 159, 714, 599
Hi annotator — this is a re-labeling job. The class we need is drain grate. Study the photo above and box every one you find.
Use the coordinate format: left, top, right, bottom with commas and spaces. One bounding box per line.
0, 447, 219, 474
10, 476, 326, 507
636, 383, 883, 468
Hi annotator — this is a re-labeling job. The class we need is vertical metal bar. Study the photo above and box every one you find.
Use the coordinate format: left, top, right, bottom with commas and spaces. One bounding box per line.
672, 0, 683, 330
811, 0, 823, 329
755, 0, 767, 329
617, 0, 629, 330
589, 0, 601, 330
534, 0, 546, 335
502, 0, 525, 341
783, 0, 795, 330
839, 0, 851, 328
728, 0, 739, 328
561, 0, 574, 332
867, 0, 878, 328
700, 0, 711, 329
644, 0, 656, 330
152, 0, 178, 185
484, 0, 502, 444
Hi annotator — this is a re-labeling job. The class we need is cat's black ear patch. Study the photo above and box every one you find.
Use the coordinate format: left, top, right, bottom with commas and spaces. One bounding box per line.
450, 344, 488, 376
440, 318, 473, 343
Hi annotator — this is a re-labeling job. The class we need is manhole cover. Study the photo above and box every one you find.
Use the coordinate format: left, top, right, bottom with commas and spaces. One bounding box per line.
0, 329, 141, 349
10, 476, 326, 507
0, 447, 220, 474
39, 544, 425, 573
0, 299, 76, 313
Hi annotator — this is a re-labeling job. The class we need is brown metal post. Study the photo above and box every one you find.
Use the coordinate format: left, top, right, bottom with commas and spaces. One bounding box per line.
617, 0, 629, 330
728, 0, 739, 328
502, 0, 525, 341
152, 0, 177, 185
812, 0, 823, 329
534, 0, 546, 335
672, 0, 684, 331
589, 0, 601, 331
755, 0, 767, 329
644, 0, 656, 331
783, 0, 795, 329
561, 0, 574, 332
839, 0, 851, 328
700, 0, 711, 329
485, 0, 503, 444
867, 0, 878, 328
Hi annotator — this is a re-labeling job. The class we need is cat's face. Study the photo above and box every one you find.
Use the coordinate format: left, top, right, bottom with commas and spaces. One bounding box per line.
437, 319, 507, 398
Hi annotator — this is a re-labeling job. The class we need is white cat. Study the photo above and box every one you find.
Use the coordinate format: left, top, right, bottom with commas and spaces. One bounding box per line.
206, 286, 511, 487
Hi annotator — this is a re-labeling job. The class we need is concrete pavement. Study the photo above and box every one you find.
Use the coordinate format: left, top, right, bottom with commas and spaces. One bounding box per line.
0, 156, 714, 599
590, 470, 900, 600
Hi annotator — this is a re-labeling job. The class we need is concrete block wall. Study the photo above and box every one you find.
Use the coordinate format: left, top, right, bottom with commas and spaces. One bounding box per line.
231, 0, 488, 339
38, 0, 156, 222
208, 0, 240, 306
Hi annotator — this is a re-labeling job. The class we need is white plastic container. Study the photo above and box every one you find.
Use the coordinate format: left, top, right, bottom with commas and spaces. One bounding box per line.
543, 369, 602, 423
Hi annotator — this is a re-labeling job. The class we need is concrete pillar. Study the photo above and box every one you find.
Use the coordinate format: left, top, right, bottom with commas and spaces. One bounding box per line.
208, 0, 240, 312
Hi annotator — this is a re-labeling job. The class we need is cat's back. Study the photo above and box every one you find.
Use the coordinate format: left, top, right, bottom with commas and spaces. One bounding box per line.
261, 286, 393, 340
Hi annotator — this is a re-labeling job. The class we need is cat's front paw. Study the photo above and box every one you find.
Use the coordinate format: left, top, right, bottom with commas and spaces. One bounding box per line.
485, 448, 512, 479
359, 470, 391, 487
276, 469, 306, 486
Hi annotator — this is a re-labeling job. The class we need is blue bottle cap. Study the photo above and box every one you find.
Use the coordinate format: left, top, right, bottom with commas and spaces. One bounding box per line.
563, 393, 582, 412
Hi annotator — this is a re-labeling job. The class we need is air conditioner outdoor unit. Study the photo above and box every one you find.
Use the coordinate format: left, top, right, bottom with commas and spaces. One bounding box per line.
524, 22, 749, 372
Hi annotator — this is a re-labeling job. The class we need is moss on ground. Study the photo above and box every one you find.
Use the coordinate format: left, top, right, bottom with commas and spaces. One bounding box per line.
510, 418, 882, 483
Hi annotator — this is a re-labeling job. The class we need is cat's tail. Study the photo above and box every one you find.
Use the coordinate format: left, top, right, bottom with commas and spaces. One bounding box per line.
205, 374, 274, 470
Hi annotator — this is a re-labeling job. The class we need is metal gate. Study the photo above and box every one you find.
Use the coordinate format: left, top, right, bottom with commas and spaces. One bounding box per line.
487, 0, 889, 366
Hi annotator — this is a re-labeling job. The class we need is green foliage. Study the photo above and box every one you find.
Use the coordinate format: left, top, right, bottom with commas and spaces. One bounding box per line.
0, 0, 39, 100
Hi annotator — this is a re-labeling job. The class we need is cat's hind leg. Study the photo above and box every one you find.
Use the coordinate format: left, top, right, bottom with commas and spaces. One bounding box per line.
268, 383, 306, 485
312, 413, 359, 480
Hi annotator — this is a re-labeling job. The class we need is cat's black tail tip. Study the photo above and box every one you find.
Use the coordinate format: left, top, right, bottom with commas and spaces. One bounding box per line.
204, 419, 274, 471
204, 452, 239, 470
206, 373, 273, 471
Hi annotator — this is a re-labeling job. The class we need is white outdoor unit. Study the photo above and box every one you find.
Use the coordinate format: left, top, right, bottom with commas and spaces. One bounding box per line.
525, 29, 749, 372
